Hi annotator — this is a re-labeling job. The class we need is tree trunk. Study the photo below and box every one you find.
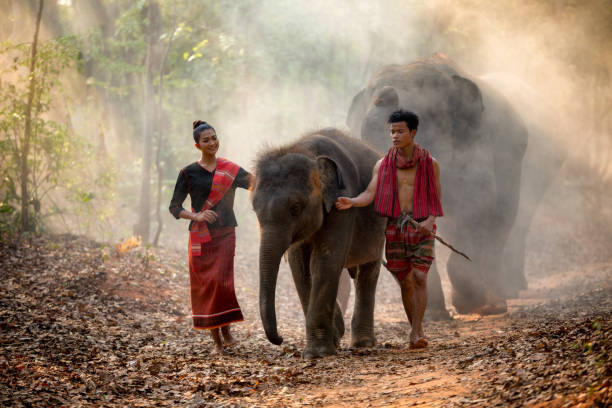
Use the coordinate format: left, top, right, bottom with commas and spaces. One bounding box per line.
20, 0, 43, 233
153, 3, 177, 247
134, 0, 160, 243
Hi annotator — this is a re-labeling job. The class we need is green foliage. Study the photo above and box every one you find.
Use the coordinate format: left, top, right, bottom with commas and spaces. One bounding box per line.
0, 36, 117, 235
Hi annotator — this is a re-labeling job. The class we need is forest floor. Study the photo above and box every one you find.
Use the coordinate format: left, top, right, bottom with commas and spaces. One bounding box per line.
1, 230, 610, 408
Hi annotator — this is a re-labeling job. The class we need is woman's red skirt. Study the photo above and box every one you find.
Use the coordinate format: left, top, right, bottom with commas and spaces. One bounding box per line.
188, 226, 244, 329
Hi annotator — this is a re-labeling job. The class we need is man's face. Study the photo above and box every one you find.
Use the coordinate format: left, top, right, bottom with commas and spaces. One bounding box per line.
389, 121, 416, 150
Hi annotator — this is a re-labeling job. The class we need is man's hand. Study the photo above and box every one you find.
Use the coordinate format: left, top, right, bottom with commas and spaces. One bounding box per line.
418, 216, 436, 235
335, 197, 354, 210
194, 210, 218, 223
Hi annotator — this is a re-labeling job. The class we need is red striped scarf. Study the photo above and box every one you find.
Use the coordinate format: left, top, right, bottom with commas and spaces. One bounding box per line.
190, 158, 240, 255
374, 144, 443, 219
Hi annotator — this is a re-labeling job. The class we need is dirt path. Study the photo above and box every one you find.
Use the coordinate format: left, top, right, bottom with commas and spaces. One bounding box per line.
1, 234, 610, 407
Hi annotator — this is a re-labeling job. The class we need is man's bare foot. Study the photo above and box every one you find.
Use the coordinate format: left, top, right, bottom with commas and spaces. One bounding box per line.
409, 337, 428, 349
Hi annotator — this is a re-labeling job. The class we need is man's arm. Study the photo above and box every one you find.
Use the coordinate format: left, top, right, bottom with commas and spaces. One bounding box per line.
335, 159, 382, 210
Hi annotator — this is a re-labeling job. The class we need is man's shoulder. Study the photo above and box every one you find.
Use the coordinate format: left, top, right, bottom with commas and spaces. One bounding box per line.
374, 157, 384, 171
418, 146, 438, 164
431, 156, 439, 167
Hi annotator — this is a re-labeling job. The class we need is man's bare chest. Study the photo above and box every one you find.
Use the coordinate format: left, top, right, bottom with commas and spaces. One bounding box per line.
396, 167, 417, 187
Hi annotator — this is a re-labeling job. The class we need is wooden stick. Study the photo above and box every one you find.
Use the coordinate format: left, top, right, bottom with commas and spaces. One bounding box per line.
403, 215, 472, 262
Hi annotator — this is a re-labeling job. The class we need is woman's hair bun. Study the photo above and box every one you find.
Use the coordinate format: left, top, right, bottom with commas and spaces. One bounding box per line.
192, 120, 208, 129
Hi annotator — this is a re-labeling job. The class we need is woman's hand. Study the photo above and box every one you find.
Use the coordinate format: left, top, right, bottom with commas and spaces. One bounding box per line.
194, 210, 217, 223
335, 197, 354, 210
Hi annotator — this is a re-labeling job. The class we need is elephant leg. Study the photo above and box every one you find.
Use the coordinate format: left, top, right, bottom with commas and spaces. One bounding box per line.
351, 260, 380, 348
448, 250, 507, 315
337, 268, 352, 318
303, 247, 346, 359
500, 221, 529, 298
424, 261, 451, 320
448, 211, 510, 315
447, 247, 487, 314
288, 243, 312, 319
332, 298, 345, 348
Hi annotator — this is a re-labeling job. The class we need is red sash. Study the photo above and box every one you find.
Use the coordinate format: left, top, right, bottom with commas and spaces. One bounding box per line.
374, 144, 443, 219
190, 158, 240, 255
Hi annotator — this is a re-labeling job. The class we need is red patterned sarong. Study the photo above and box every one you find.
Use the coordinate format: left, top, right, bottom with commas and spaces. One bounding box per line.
189, 226, 244, 329
385, 215, 436, 281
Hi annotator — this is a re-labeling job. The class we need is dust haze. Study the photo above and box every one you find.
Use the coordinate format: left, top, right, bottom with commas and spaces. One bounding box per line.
4, 0, 611, 307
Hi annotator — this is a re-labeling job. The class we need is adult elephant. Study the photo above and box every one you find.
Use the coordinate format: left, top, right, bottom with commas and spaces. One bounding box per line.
347, 53, 528, 315
251, 128, 386, 358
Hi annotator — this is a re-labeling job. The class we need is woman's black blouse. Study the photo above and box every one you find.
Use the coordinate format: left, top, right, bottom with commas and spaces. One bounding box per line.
169, 162, 251, 230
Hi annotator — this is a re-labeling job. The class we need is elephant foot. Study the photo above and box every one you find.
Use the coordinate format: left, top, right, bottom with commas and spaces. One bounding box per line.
302, 343, 336, 359
474, 301, 507, 316
332, 314, 345, 349
350, 333, 376, 348
452, 289, 478, 315
424, 307, 452, 321
333, 333, 341, 348
452, 287, 507, 315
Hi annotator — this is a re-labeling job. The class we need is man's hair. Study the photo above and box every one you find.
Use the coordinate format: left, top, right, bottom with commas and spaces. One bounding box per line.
192, 120, 216, 144
388, 109, 419, 131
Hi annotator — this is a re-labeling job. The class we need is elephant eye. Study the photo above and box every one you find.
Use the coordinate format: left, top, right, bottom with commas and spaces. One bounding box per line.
289, 203, 302, 217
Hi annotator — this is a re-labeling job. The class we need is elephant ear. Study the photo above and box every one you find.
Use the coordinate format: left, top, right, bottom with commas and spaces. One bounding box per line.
451, 75, 485, 146
316, 156, 345, 213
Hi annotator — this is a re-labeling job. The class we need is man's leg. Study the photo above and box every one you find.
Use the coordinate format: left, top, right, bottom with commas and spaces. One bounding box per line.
399, 267, 428, 348
404, 225, 435, 349
398, 270, 414, 327
410, 267, 428, 348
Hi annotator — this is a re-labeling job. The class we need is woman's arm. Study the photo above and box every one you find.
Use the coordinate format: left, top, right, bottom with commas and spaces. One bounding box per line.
169, 170, 189, 219
234, 168, 253, 190
178, 209, 217, 223
169, 170, 218, 224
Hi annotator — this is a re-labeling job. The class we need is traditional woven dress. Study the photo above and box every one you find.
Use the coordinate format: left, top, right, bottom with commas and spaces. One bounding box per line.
169, 158, 251, 329
374, 145, 443, 281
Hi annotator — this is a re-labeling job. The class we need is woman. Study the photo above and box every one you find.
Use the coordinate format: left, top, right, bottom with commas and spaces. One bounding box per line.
169, 120, 252, 354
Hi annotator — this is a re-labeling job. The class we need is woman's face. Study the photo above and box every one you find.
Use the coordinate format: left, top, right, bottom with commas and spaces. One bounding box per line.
197, 128, 219, 155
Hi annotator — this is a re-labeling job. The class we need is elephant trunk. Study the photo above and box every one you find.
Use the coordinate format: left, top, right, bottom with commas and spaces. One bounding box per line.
259, 229, 290, 345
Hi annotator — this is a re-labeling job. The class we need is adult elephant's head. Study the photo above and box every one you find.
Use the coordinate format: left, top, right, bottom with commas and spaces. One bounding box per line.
251, 142, 343, 345
347, 57, 485, 159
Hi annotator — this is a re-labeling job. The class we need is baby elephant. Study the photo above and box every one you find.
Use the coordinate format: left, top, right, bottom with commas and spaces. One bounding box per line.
251, 128, 386, 358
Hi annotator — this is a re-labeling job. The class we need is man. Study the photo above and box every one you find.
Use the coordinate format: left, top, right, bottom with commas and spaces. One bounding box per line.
335, 109, 443, 349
